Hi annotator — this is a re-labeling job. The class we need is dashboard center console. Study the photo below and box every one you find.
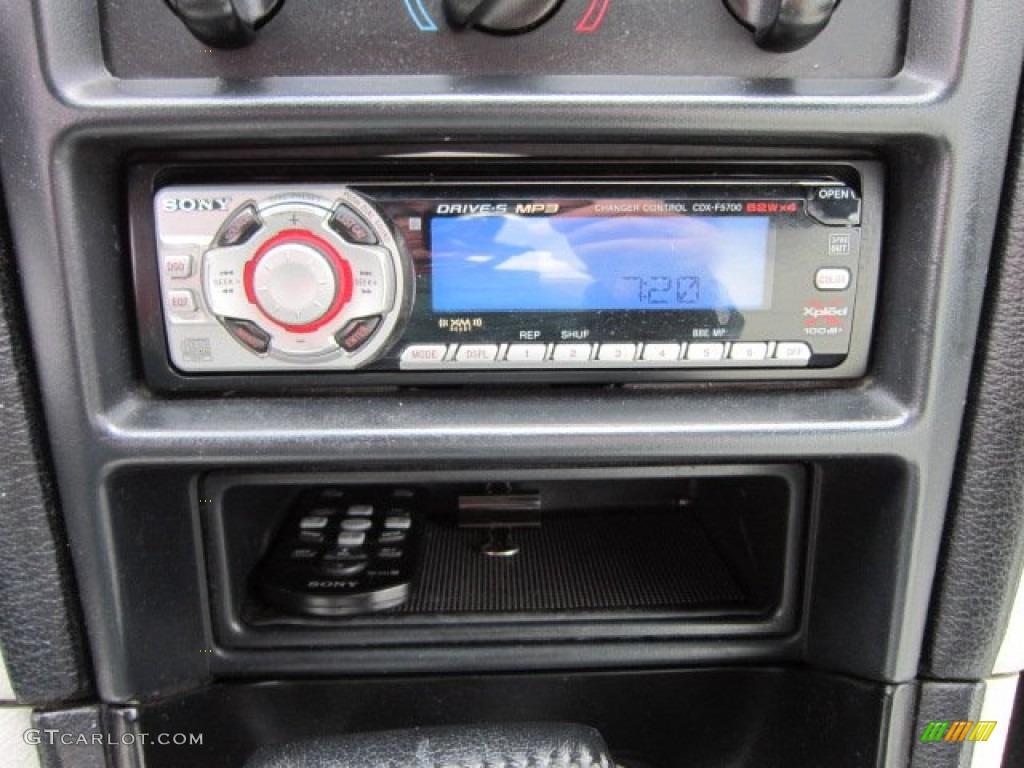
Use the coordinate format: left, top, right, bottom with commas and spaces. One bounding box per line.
4, 0, 1023, 765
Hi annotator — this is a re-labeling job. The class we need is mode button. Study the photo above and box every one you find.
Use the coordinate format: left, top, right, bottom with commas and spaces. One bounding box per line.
400, 345, 448, 367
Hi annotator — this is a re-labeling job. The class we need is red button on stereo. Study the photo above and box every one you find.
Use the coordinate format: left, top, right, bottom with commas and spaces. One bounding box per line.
335, 315, 382, 352
243, 230, 353, 333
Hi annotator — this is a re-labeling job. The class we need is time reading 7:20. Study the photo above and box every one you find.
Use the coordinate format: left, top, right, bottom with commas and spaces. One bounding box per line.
620, 276, 701, 306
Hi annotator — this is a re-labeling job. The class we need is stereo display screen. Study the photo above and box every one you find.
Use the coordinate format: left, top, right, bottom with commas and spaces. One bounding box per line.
429, 212, 772, 313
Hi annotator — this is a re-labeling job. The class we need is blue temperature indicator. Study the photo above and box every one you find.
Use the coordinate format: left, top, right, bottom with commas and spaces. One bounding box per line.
403, 0, 438, 31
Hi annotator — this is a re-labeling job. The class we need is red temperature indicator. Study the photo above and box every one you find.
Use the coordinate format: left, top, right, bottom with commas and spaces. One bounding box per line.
575, 0, 611, 33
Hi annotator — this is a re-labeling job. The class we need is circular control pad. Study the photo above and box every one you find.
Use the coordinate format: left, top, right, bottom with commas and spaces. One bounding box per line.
244, 230, 353, 333
197, 189, 405, 369
254, 243, 334, 326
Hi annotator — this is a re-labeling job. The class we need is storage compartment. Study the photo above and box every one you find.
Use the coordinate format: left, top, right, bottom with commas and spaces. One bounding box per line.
132, 668, 908, 768
203, 465, 805, 650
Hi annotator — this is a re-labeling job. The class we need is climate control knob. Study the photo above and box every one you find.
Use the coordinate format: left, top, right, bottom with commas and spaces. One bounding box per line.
723, 0, 842, 53
164, 0, 286, 49
444, 0, 565, 34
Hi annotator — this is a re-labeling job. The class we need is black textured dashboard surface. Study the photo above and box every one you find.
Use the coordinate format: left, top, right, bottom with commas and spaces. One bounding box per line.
33, 707, 107, 768
2, 0, 1022, 704
100, 0, 904, 79
244, 723, 615, 768
0, 189, 92, 704
136, 669, 910, 768
922, 90, 1024, 680
909, 681, 986, 768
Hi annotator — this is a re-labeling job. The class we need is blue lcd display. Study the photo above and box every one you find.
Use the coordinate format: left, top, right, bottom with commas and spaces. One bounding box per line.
430, 214, 772, 312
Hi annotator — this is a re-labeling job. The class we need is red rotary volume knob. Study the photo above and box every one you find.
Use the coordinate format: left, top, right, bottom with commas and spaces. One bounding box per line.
243, 230, 353, 333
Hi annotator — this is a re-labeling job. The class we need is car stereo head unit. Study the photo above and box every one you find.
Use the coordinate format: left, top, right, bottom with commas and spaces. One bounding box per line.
132, 163, 881, 389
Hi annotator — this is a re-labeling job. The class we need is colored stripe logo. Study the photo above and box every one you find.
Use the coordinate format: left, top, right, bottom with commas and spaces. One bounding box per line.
920, 721, 997, 743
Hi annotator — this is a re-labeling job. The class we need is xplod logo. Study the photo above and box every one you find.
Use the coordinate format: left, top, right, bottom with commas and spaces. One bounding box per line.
803, 300, 849, 327
802, 299, 849, 336
920, 720, 997, 743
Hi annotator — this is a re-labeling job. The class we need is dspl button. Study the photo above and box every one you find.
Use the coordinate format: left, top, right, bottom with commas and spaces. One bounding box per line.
455, 344, 499, 363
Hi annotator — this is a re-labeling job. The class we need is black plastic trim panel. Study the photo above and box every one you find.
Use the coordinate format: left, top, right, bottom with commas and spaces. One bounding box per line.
130, 669, 916, 768
99, 0, 906, 80
0, 0, 1021, 705
0, 186, 92, 705
33, 707, 107, 768
923, 90, 1024, 681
